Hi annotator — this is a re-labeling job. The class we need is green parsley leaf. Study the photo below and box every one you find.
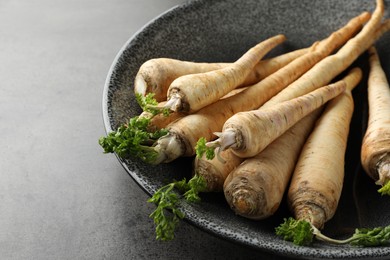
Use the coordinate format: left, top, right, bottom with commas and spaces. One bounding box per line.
275, 217, 314, 246
378, 181, 390, 196
195, 137, 216, 160
349, 225, 390, 247
98, 116, 168, 163
135, 93, 171, 116
148, 175, 208, 241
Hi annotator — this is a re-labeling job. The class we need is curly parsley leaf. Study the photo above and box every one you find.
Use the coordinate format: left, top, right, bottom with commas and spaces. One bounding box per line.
98, 116, 168, 163
349, 225, 390, 247
148, 183, 185, 241
378, 181, 390, 196
275, 217, 314, 246
195, 137, 216, 160
136, 93, 171, 116
148, 175, 208, 241
184, 175, 208, 203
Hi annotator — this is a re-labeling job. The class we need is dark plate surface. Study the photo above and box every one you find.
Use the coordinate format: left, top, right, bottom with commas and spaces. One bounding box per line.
102, 0, 390, 258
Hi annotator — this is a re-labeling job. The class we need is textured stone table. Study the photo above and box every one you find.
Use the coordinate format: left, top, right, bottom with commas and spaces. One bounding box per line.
0, 1, 296, 259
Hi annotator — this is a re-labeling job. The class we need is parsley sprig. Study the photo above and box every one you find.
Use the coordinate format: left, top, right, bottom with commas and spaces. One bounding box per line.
148, 175, 207, 241
148, 182, 185, 241
99, 93, 173, 163
98, 116, 168, 164
195, 137, 216, 160
378, 180, 390, 196
276, 217, 390, 247
275, 218, 314, 246
348, 226, 390, 246
136, 93, 171, 116
195, 137, 227, 164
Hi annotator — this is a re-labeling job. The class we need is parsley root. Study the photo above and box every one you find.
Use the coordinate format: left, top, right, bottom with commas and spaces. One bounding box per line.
287, 69, 358, 230
276, 65, 362, 248
164, 34, 286, 113
361, 46, 390, 195
275, 65, 364, 246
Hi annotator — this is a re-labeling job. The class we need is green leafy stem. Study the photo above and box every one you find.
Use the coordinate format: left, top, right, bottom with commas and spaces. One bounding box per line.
195, 137, 226, 163
98, 93, 175, 164
378, 180, 390, 196
98, 115, 168, 164
148, 174, 207, 241
276, 217, 390, 247
136, 93, 171, 116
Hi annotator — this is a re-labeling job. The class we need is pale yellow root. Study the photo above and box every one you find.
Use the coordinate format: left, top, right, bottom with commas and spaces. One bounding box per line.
244, 47, 308, 86
166, 34, 286, 113
143, 86, 249, 132
361, 46, 390, 186
287, 68, 362, 229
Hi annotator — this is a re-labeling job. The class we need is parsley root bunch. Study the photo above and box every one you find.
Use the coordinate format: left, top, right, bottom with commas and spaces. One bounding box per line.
202, 8, 378, 157
144, 14, 376, 241
101, 7, 373, 165
223, 67, 362, 220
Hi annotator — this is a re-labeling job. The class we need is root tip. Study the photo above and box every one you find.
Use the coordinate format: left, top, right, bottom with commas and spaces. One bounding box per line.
165, 93, 183, 112
232, 197, 253, 214
218, 129, 239, 151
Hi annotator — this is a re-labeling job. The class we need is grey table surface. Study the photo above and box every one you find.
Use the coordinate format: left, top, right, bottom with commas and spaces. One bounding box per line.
0, 1, 299, 259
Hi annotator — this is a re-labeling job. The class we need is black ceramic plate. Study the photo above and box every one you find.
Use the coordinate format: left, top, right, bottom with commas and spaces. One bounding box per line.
102, 0, 390, 258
